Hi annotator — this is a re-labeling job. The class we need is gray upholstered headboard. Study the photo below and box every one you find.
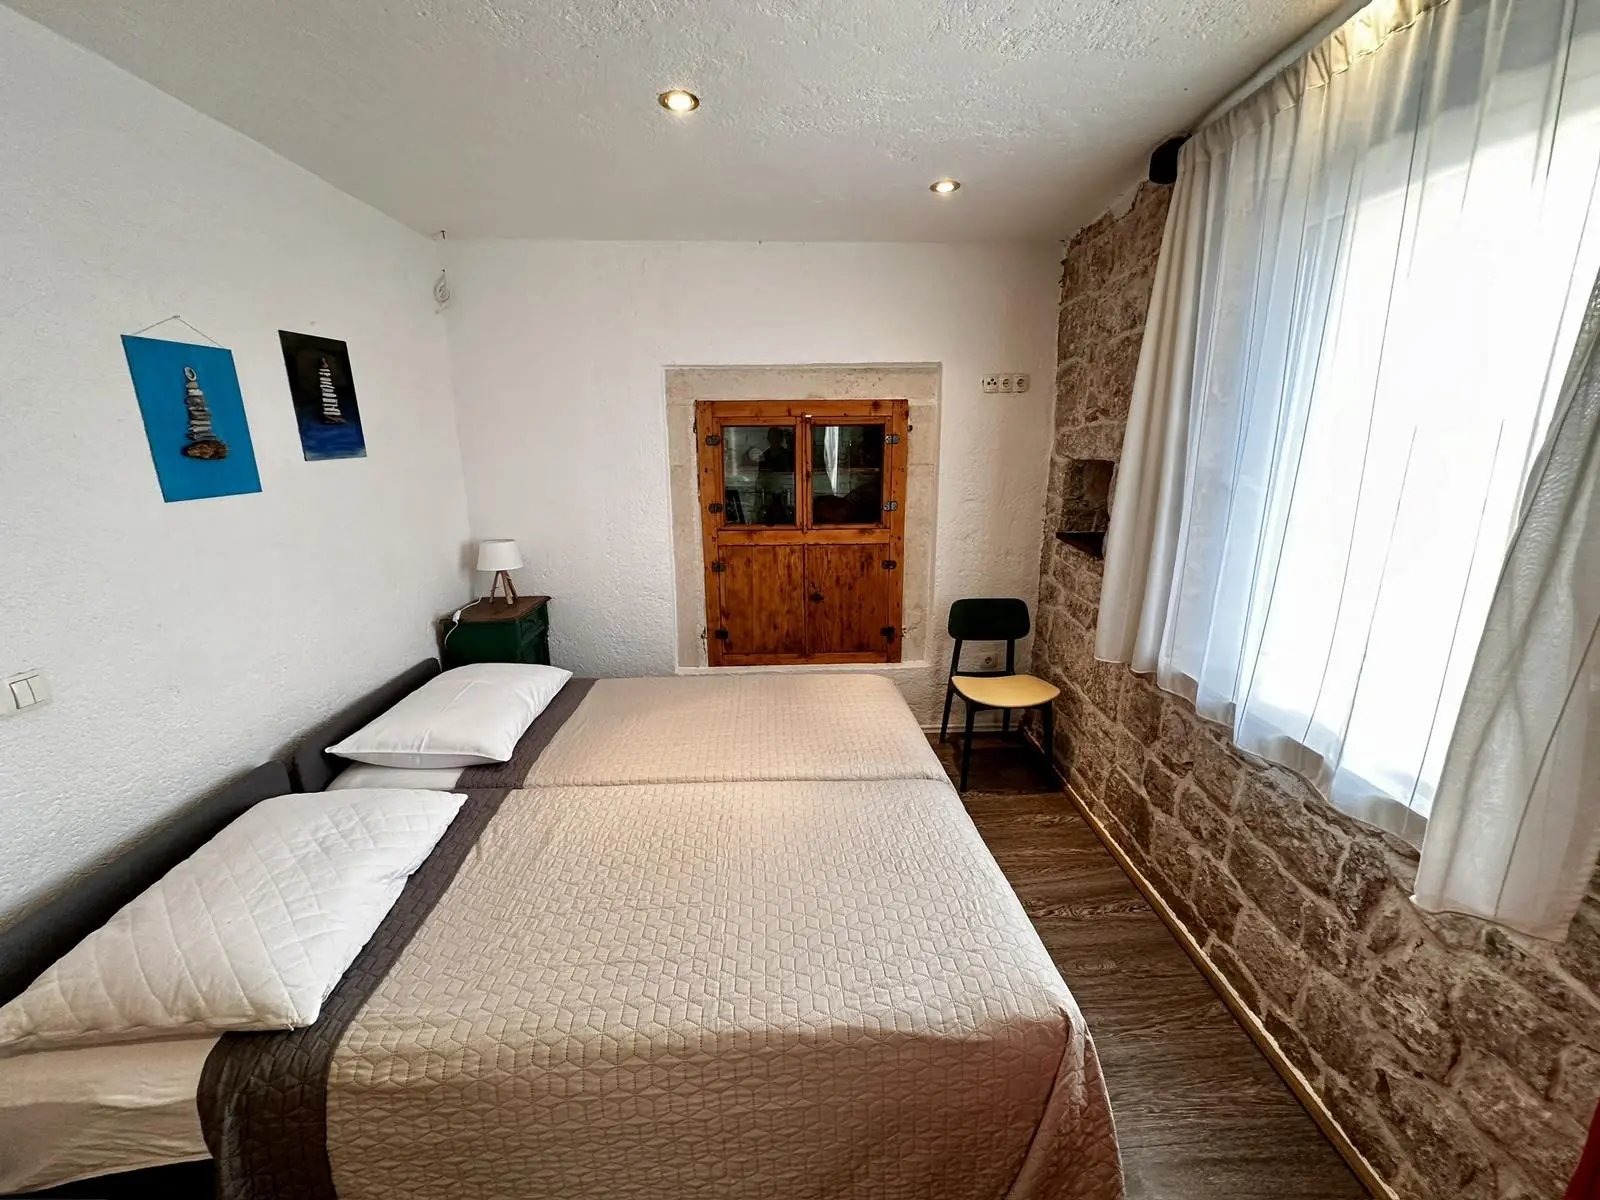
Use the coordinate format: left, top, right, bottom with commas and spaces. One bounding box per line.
289, 659, 441, 793
0, 760, 293, 1006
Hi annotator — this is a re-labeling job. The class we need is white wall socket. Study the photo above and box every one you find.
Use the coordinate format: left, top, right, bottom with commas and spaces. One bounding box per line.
983, 373, 1030, 394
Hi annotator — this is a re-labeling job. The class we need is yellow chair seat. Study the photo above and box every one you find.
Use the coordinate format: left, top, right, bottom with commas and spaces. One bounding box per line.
951, 673, 1059, 709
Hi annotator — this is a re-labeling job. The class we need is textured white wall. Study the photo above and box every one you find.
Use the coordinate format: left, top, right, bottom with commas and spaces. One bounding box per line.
444, 240, 1060, 721
0, 10, 472, 923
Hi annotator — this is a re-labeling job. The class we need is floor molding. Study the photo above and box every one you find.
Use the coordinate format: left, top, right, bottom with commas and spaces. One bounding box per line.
1061, 782, 1396, 1200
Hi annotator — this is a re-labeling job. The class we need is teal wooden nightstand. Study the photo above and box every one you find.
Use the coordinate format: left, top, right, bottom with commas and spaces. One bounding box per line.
440, 595, 551, 669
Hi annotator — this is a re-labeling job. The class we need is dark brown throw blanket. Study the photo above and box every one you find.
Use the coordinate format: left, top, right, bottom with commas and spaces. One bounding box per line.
454, 677, 596, 788
196, 677, 596, 1200
199, 789, 508, 1200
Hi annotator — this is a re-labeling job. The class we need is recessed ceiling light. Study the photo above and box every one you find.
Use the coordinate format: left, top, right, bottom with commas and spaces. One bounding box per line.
930, 178, 961, 195
658, 89, 700, 114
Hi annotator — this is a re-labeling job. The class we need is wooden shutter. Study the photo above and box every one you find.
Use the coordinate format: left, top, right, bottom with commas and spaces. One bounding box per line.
715, 545, 807, 664
804, 545, 892, 659
698, 399, 906, 667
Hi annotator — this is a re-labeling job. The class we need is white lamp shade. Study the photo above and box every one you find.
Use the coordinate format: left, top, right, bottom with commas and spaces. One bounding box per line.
475, 539, 523, 572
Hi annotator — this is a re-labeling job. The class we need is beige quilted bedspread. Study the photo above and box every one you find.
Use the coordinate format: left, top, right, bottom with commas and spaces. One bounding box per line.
324, 779, 1123, 1200
524, 673, 948, 785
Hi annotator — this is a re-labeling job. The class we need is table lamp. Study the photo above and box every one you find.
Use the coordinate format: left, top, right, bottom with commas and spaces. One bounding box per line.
476, 539, 523, 607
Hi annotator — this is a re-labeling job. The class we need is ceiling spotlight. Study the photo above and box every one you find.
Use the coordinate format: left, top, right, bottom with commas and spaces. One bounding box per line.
930, 178, 961, 194
658, 89, 700, 113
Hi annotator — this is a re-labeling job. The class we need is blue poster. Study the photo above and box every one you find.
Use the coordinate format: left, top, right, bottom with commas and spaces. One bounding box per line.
122, 335, 261, 503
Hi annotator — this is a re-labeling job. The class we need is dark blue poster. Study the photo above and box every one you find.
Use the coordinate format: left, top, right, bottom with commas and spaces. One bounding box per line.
279, 330, 367, 461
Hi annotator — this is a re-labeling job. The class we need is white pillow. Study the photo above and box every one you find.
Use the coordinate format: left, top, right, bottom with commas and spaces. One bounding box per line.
327, 663, 573, 768
0, 789, 464, 1055
327, 763, 465, 791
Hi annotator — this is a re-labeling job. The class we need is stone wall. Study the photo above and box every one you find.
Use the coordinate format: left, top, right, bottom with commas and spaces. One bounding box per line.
1035, 182, 1600, 1200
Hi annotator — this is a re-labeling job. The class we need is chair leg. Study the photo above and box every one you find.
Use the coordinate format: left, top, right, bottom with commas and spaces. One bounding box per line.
940, 683, 955, 743
960, 702, 976, 792
1002, 707, 1011, 737
1041, 701, 1056, 779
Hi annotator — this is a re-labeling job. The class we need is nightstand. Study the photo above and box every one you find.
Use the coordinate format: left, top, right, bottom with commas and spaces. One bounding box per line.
440, 595, 551, 669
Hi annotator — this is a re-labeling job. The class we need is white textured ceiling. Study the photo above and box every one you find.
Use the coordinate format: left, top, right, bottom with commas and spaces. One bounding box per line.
6, 0, 1340, 241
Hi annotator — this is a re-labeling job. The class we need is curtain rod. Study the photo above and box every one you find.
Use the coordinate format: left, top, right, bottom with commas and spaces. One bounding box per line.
1194, 0, 1373, 128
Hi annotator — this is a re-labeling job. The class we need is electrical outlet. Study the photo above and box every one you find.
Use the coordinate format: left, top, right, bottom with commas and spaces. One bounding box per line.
986, 373, 1031, 394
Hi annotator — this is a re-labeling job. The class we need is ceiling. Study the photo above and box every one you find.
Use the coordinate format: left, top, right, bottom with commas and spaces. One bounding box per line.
6, 0, 1341, 242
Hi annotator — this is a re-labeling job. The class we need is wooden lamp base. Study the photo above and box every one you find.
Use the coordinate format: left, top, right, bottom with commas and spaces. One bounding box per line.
487, 570, 520, 607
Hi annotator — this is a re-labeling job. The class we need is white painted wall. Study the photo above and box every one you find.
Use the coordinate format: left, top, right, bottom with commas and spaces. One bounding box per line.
443, 240, 1060, 721
0, 10, 472, 923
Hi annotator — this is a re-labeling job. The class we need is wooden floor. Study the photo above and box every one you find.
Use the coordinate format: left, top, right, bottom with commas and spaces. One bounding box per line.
937, 734, 1367, 1200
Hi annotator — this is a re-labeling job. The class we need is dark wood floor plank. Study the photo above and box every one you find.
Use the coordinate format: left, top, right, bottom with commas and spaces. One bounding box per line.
936, 735, 1367, 1200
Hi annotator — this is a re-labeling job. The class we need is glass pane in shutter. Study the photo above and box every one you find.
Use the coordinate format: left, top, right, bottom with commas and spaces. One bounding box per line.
810, 424, 884, 525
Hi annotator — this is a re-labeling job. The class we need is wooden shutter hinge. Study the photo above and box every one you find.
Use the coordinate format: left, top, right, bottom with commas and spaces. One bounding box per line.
882, 500, 899, 512
711, 560, 726, 573
704, 434, 722, 446
885, 433, 902, 445
714, 628, 730, 640
708, 502, 724, 514
881, 626, 897, 640
882, 559, 897, 570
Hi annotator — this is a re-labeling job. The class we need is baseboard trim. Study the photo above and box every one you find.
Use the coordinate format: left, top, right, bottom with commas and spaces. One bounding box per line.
1061, 783, 1396, 1200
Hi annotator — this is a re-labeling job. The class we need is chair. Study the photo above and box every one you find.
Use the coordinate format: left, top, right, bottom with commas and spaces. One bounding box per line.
940, 598, 1060, 792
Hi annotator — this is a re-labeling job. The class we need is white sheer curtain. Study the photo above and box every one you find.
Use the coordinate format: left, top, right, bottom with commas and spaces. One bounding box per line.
1100, 0, 1600, 846
1414, 276, 1600, 937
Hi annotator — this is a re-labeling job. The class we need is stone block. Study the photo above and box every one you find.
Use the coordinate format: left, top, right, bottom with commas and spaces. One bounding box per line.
1454, 1053, 1584, 1197
1191, 729, 1244, 810
1063, 592, 1098, 632
1079, 658, 1122, 722
1332, 836, 1392, 929
1263, 1009, 1319, 1083
1068, 420, 1125, 464
1090, 330, 1143, 413
1558, 900, 1600, 997
1113, 725, 1148, 788
1374, 1066, 1496, 1196
1481, 927, 1600, 1029
1226, 836, 1305, 939
1369, 959, 1460, 1081
1366, 898, 1415, 958
1174, 781, 1228, 849
1234, 772, 1342, 892
1231, 908, 1310, 1011
1148, 812, 1196, 897
1104, 768, 1151, 851
1208, 939, 1262, 1013
1153, 699, 1198, 770
1188, 853, 1244, 939
1117, 673, 1163, 743
1449, 963, 1571, 1083
1553, 1043, 1600, 1125
1319, 1073, 1405, 1182
1142, 757, 1180, 814
1101, 275, 1155, 346
1301, 898, 1358, 977
1302, 970, 1380, 1087
1060, 295, 1096, 358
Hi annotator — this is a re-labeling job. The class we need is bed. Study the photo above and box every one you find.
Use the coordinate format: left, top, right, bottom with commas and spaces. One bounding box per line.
3, 666, 1123, 1200
294, 663, 949, 792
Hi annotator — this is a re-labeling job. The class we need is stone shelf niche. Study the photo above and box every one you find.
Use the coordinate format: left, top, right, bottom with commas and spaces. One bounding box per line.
1056, 457, 1114, 560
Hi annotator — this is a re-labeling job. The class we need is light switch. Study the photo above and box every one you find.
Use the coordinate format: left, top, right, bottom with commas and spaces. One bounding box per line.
3, 670, 48, 715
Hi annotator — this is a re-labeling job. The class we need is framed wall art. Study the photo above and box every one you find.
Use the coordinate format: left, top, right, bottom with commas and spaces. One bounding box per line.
121, 335, 261, 503
279, 331, 367, 461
